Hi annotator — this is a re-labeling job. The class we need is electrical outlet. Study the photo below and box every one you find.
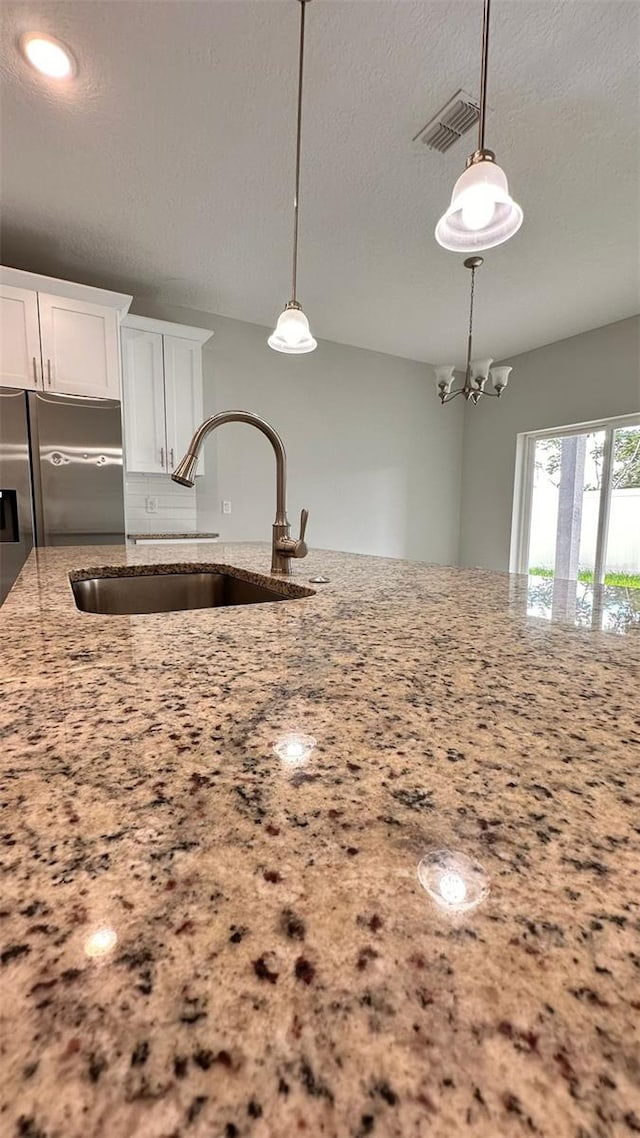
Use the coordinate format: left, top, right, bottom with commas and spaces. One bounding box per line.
222, 500, 232, 515
146, 497, 158, 514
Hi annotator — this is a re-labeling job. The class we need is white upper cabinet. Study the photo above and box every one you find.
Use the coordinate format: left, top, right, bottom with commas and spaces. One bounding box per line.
0, 285, 42, 390
120, 315, 212, 476
163, 335, 204, 473
38, 293, 121, 399
0, 267, 131, 400
121, 328, 166, 473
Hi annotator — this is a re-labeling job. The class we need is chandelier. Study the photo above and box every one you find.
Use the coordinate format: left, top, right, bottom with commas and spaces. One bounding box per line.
434, 257, 512, 405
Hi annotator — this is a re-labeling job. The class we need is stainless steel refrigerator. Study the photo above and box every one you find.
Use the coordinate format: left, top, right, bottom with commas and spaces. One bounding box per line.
0, 388, 125, 604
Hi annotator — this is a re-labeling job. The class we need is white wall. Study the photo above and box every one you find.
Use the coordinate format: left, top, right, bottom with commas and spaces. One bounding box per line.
459, 317, 640, 571
128, 302, 464, 564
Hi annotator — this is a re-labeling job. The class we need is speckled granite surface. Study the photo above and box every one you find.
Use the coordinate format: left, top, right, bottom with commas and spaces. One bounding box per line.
1, 542, 639, 1138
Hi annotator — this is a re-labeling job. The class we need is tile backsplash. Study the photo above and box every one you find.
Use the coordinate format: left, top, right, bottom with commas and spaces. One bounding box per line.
124, 473, 197, 535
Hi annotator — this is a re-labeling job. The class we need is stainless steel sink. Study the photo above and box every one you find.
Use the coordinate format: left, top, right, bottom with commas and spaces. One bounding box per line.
70, 568, 312, 615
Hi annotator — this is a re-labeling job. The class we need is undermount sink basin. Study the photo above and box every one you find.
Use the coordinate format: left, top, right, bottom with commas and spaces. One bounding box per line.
70, 567, 313, 615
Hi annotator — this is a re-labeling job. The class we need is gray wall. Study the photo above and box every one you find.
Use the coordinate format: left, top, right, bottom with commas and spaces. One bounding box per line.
459, 316, 640, 571
130, 302, 464, 565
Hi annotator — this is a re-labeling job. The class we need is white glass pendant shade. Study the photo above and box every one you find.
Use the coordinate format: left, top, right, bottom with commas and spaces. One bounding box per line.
490, 365, 512, 392
434, 364, 455, 393
268, 304, 317, 355
435, 159, 523, 252
471, 357, 493, 384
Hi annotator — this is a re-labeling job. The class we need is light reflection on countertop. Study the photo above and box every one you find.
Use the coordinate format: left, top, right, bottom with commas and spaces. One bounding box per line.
417, 849, 490, 914
511, 574, 640, 634
2, 542, 639, 1138
273, 732, 318, 766
83, 925, 118, 959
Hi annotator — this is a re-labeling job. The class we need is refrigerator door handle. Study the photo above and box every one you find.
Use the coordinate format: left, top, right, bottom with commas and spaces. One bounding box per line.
36, 391, 120, 410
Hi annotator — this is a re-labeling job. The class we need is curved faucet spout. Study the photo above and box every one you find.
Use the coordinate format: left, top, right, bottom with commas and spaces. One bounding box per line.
171, 409, 308, 575
172, 409, 288, 525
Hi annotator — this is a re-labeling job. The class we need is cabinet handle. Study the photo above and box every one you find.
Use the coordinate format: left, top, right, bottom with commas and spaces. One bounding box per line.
160, 446, 165, 468
32, 357, 38, 387
170, 448, 174, 468
46, 359, 52, 388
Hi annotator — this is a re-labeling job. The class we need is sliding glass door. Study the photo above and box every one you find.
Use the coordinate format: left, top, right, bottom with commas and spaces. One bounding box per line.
528, 429, 606, 583
515, 416, 640, 586
605, 424, 640, 583
511, 415, 640, 630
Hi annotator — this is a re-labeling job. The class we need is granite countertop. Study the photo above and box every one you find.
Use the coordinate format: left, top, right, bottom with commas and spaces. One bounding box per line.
1, 542, 639, 1138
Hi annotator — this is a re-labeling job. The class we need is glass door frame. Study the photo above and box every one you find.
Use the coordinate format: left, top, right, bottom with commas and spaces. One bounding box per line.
510, 413, 640, 581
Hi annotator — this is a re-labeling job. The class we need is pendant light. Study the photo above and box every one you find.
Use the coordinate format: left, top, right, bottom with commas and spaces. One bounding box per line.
435, 0, 523, 252
434, 257, 512, 405
268, 0, 317, 354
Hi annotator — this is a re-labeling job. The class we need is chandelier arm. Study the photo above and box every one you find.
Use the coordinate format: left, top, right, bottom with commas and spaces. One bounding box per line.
291, 0, 307, 304
478, 0, 491, 153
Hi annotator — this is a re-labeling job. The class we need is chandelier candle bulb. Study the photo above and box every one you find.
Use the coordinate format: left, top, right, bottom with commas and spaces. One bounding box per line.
434, 365, 455, 395
471, 358, 493, 388
490, 365, 512, 394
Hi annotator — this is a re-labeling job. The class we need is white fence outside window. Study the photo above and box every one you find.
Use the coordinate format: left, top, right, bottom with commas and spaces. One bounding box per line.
528, 487, 640, 573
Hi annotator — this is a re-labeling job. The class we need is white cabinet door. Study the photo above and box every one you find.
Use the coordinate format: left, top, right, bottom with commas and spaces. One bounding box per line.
121, 328, 167, 473
38, 292, 121, 399
0, 285, 43, 390
163, 335, 205, 475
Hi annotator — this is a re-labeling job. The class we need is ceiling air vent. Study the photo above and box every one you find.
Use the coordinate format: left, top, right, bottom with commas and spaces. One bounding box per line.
412, 89, 480, 154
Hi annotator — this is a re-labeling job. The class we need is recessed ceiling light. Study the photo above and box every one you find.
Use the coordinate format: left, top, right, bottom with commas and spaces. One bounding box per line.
20, 32, 76, 80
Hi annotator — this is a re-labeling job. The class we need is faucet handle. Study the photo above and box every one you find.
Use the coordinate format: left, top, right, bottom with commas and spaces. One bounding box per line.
293, 508, 309, 558
274, 509, 309, 562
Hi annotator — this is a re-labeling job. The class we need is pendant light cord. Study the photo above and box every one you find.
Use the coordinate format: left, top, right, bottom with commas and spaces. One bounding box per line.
477, 0, 491, 152
291, 0, 307, 303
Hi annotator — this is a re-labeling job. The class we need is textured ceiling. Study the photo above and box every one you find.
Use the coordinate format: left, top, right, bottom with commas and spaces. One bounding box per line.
1, 0, 639, 363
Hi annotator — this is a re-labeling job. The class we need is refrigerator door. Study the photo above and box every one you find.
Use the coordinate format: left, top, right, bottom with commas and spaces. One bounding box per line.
0, 387, 34, 604
29, 391, 125, 546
